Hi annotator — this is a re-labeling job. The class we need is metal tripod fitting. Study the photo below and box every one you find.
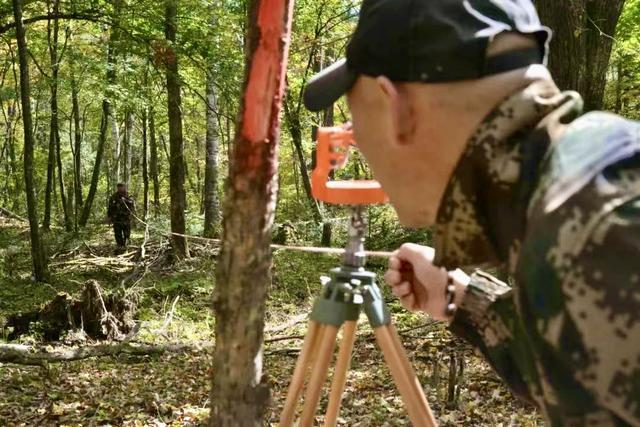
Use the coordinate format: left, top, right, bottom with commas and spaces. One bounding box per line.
343, 205, 367, 268
310, 266, 391, 329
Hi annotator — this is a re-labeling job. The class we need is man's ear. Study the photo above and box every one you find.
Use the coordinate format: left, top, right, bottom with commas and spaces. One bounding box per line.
376, 76, 400, 137
376, 76, 411, 145
376, 76, 398, 111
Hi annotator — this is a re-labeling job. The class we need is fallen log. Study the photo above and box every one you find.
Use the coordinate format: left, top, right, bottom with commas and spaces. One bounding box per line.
0, 206, 28, 222
0, 341, 210, 365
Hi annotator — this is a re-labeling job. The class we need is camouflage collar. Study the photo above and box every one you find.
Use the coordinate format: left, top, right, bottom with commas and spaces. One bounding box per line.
434, 79, 583, 270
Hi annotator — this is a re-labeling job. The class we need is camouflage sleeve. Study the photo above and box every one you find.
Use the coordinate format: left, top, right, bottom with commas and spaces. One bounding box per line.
107, 196, 115, 218
449, 270, 540, 404
556, 196, 640, 424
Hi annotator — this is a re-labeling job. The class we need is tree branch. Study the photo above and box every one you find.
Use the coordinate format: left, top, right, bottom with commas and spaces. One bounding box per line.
0, 342, 210, 365
0, 11, 103, 34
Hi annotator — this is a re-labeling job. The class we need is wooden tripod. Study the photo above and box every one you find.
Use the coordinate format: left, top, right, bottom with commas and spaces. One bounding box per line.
279, 266, 437, 427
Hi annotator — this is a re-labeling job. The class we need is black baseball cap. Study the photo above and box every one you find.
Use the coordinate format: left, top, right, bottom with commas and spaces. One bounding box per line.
304, 0, 551, 112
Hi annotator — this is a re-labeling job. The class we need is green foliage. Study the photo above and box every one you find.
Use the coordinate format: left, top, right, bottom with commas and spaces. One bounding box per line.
604, 0, 640, 118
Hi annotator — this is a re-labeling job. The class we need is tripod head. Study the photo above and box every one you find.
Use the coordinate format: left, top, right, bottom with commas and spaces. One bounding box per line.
311, 126, 389, 268
311, 126, 388, 205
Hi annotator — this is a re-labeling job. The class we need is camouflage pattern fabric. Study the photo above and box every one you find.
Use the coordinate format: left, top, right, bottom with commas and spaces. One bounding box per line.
436, 79, 640, 426
107, 192, 135, 225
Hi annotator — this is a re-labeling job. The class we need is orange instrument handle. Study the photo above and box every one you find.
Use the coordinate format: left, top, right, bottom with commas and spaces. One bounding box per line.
311, 127, 388, 205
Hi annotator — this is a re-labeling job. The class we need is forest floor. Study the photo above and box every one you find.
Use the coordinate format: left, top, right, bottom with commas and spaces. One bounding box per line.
0, 216, 542, 426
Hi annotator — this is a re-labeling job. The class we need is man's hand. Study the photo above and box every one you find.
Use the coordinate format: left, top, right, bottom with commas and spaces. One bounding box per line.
384, 243, 468, 321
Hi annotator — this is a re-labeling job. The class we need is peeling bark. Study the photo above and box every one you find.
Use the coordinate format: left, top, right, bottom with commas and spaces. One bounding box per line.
210, 0, 295, 424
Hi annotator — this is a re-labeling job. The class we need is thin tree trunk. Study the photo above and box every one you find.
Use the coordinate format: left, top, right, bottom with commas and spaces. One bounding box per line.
48, 0, 71, 231
196, 137, 202, 212
12, 0, 48, 281
210, 0, 294, 423
164, 0, 188, 257
537, 0, 626, 111
283, 93, 322, 222
80, 14, 119, 227
7, 46, 21, 212
43, 109, 56, 229
312, 50, 334, 246
614, 60, 623, 114
71, 56, 83, 228
142, 109, 149, 220
7, 106, 20, 213
112, 109, 120, 184
318, 103, 335, 246
123, 108, 133, 186
1, 60, 21, 213
203, 78, 220, 237
149, 107, 160, 214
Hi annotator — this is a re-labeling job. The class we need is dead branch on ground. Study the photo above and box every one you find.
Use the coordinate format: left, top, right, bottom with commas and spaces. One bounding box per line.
0, 341, 210, 366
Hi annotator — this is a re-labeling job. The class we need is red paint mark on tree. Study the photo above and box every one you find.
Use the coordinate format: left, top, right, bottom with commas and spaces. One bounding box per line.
241, 0, 294, 145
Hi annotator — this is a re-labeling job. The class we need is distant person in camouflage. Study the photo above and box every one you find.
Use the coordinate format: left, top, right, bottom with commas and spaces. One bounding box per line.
107, 183, 135, 251
303, 0, 639, 425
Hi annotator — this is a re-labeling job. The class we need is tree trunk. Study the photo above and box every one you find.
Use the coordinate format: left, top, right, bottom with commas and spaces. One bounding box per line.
210, 0, 294, 424
48, 0, 72, 232
43, 110, 56, 229
80, 18, 119, 227
123, 108, 133, 186
537, 0, 627, 111
70, 55, 83, 228
614, 60, 623, 114
12, 0, 48, 281
7, 46, 21, 212
1, 58, 21, 213
203, 78, 220, 237
112, 108, 121, 184
149, 107, 160, 214
142, 109, 149, 220
283, 93, 322, 223
164, 0, 188, 258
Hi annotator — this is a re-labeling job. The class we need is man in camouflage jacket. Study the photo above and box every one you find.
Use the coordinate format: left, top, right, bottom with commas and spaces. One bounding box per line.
107, 183, 135, 250
303, 0, 640, 425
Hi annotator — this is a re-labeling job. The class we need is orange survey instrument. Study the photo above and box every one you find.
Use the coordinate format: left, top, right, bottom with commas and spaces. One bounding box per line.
311, 126, 388, 205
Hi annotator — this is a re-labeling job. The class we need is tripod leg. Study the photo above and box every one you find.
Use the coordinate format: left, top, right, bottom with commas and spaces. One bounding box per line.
323, 320, 357, 427
388, 323, 437, 425
280, 320, 321, 427
375, 325, 436, 427
299, 324, 339, 427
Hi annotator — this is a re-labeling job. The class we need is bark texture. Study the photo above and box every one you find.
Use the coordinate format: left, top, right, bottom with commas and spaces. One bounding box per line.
164, 0, 188, 257
12, 0, 48, 281
210, 0, 294, 424
537, 0, 627, 111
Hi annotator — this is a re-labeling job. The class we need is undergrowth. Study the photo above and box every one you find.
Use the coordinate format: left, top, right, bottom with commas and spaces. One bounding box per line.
0, 218, 541, 425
